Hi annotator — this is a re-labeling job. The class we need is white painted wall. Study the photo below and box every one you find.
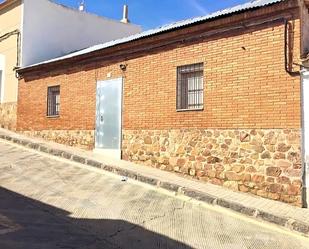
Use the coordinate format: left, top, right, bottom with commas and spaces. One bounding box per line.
302, 70, 309, 207
21, 0, 141, 66
0, 54, 5, 103
301, 1, 309, 55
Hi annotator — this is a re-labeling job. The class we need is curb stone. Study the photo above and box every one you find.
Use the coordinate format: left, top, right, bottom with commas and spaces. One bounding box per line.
0, 134, 309, 237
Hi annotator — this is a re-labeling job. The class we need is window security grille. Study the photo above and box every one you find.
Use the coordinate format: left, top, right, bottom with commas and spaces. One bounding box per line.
177, 63, 204, 110
47, 86, 60, 116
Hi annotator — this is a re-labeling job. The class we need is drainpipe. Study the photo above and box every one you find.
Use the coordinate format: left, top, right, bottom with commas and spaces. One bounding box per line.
301, 67, 309, 208
0, 29, 21, 71
284, 17, 308, 206
284, 20, 300, 76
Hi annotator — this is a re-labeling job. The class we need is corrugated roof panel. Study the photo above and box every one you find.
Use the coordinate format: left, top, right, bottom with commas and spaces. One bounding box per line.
23, 0, 285, 69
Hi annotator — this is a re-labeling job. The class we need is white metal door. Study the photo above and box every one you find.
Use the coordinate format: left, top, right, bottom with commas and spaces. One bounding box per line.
95, 78, 123, 159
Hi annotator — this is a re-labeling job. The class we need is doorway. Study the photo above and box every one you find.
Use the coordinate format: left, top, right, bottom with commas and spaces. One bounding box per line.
95, 78, 123, 159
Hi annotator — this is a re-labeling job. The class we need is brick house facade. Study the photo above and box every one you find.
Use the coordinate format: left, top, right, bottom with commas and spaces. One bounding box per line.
17, 0, 309, 206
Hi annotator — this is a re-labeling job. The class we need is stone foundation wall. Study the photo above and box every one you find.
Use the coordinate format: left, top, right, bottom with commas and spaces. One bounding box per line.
123, 129, 302, 206
0, 102, 17, 130
19, 130, 95, 150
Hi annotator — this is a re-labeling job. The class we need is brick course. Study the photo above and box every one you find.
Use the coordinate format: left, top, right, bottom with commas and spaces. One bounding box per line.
17, 8, 302, 131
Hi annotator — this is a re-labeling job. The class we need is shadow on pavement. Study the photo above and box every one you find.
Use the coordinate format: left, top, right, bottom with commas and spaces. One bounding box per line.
0, 187, 193, 249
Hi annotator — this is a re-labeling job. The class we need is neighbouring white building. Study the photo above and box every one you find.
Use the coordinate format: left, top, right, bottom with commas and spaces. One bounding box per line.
21, 0, 141, 66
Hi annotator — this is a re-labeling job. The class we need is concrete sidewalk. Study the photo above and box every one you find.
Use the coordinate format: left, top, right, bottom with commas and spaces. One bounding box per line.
0, 128, 309, 236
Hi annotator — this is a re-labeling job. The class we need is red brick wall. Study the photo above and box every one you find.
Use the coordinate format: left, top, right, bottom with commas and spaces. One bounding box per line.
16, 5, 305, 206
122, 25, 301, 130
17, 6, 302, 132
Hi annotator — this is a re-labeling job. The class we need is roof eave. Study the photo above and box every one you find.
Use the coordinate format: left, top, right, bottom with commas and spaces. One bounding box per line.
18, 0, 291, 75
0, 0, 21, 11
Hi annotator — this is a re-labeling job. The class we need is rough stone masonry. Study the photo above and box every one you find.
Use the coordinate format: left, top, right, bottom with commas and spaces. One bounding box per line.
123, 129, 302, 206
0, 103, 16, 131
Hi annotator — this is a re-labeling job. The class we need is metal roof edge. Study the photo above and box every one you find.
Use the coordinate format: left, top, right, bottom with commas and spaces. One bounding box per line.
19, 0, 287, 73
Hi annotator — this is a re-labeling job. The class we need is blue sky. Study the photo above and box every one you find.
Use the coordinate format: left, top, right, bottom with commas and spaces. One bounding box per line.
55, 0, 250, 30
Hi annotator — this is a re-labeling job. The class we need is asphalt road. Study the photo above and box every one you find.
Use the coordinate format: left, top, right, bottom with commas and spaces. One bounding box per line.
0, 140, 308, 249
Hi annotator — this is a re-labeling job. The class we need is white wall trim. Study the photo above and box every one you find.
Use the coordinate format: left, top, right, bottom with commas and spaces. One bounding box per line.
302, 72, 309, 162
19, 0, 24, 67
0, 54, 5, 104
301, 69, 309, 207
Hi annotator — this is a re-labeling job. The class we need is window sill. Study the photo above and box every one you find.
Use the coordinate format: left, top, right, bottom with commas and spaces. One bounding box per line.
176, 108, 204, 112
46, 115, 60, 119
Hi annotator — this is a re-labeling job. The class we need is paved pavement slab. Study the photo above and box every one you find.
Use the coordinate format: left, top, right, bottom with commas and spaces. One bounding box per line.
0, 128, 309, 237
0, 188, 113, 249
0, 141, 309, 249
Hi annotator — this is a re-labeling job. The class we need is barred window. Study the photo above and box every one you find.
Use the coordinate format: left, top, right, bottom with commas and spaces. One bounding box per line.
47, 86, 60, 117
177, 63, 204, 110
